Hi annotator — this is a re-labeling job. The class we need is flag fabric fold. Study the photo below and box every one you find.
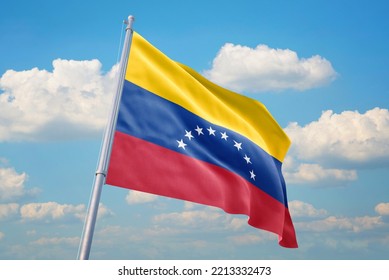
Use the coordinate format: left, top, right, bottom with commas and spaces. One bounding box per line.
106, 32, 298, 248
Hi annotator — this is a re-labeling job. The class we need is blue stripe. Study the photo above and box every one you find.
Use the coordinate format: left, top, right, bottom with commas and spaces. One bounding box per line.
116, 80, 289, 206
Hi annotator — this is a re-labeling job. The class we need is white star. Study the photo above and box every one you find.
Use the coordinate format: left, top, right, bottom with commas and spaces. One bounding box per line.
243, 154, 252, 164
220, 132, 229, 140
233, 140, 242, 151
250, 170, 256, 181
185, 130, 194, 140
195, 125, 204, 136
176, 139, 187, 150
207, 126, 216, 136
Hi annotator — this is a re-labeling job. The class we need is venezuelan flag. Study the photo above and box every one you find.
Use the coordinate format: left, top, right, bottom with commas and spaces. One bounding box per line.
106, 32, 298, 248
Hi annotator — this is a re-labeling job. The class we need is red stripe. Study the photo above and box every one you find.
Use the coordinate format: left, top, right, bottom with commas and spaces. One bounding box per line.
106, 131, 298, 248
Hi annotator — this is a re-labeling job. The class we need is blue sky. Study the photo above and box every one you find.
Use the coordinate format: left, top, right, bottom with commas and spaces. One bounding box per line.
1, 0, 389, 259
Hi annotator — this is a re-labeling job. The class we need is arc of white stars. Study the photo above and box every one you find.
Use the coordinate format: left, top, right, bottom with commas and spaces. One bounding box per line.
207, 126, 216, 136
233, 140, 242, 151
185, 130, 194, 140
195, 125, 204, 136
177, 139, 187, 150
250, 170, 256, 181
178, 125, 256, 183
220, 132, 229, 141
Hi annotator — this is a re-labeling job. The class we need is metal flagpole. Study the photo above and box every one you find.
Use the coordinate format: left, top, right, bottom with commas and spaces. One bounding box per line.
77, 15, 135, 260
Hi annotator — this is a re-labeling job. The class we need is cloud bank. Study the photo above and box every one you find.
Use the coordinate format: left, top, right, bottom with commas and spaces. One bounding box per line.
296, 215, 384, 233
283, 107, 389, 187
20, 202, 86, 221
0, 59, 118, 142
19, 201, 112, 222
289, 200, 328, 218
285, 107, 389, 166
204, 43, 337, 92
283, 161, 357, 187
375, 203, 389, 216
0, 203, 19, 220
0, 167, 39, 201
126, 190, 158, 205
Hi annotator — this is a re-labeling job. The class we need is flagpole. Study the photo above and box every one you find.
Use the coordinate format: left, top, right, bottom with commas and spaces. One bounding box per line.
77, 15, 135, 260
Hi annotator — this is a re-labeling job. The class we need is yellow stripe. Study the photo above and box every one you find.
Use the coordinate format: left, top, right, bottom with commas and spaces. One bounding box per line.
125, 32, 290, 162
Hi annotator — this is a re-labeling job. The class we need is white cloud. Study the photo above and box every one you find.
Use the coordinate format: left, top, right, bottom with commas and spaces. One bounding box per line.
296, 215, 384, 233
96, 203, 114, 219
20, 201, 112, 222
0, 203, 19, 220
228, 232, 275, 245
31, 237, 79, 246
284, 163, 357, 186
227, 217, 247, 231
289, 200, 328, 218
0, 160, 40, 201
26, 230, 36, 236
204, 43, 337, 92
20, 201, 85, 221
375, 203, 389, 216
0, 167, 28, 201
183, 201, 199, 210
142, 226, 188, 238
153, 209, 223, 227
285, 107, 389, 166
125, 190, 158, 204
0, 59, 118, 142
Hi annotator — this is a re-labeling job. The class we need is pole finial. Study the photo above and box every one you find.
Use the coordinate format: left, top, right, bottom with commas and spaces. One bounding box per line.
125, 15, 135, 30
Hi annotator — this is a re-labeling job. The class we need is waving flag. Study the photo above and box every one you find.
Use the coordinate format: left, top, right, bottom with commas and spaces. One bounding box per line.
105, 32, 298, 248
